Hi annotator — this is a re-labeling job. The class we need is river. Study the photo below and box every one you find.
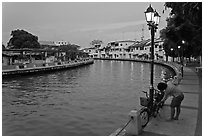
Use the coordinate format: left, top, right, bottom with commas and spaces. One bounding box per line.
2, 60, 173, 136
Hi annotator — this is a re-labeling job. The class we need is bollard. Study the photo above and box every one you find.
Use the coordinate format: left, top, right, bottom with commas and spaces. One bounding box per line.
178, 72, 182, 83
172, 76, 179, 85
125, 109, 142, 135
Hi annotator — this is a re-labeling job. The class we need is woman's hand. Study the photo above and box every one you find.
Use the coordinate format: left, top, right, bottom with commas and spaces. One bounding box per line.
157, 100, 164, 106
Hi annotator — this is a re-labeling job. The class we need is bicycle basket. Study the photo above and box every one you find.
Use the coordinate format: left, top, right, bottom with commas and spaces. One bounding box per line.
140, 97, 149, 107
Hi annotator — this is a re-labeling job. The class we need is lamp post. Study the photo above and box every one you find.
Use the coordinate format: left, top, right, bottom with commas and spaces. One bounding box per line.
171, 48, 174, 62
178, 45, 181, 62
144, 4, 160, 112
181, 40, 185, 77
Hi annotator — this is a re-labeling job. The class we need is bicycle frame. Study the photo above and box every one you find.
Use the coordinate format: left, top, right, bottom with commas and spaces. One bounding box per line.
139, 88, 164, 128
143, 89, 163, 113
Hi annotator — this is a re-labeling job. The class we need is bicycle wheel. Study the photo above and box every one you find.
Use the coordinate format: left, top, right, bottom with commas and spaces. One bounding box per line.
139, 108, 149, 128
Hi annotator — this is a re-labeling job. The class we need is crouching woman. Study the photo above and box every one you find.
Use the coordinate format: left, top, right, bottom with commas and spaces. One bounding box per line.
157, 81, 184, 120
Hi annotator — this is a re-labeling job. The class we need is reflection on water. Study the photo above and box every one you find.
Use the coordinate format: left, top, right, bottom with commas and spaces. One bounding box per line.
2, 60, 173, 136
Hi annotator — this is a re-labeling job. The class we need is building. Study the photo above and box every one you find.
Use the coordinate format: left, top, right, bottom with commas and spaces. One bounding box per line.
107, 40, 136, 59
39, 41, 56, 46
128, 38, 165, 60
144, 38, 165, 60
82, 47, 100, 58
84, 38, 165, 60
39, 40, 69, 47
82, 43, 104, 58
2, 53, 13, 66
54, 41, 69, 46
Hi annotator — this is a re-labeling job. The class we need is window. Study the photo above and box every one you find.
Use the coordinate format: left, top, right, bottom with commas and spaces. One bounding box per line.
155, 44, 158, 48
110, 42, 115, 46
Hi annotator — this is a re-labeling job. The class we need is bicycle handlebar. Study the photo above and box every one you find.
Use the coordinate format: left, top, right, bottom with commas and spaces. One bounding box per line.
141, 89, 161, 98
142, 89, 160, 93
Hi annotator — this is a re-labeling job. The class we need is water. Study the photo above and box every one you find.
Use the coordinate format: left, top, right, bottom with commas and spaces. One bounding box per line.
2, 60, 173, 136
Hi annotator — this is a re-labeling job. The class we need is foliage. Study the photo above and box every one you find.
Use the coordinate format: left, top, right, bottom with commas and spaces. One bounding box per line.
2, 44, 6, 50
7, 29, 41, 49
160, 2, 202, 58
90, 40, 103, 48
59, 44, 88, 60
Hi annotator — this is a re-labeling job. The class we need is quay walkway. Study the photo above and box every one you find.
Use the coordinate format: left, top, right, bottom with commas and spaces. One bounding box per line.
140, 64, 202, 136
108, 59, 202, 136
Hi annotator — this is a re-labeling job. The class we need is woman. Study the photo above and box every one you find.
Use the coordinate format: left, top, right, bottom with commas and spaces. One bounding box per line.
157, 81, 184, 120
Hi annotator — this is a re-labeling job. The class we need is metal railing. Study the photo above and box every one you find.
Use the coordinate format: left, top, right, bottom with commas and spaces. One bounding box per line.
115, 117, 133, 136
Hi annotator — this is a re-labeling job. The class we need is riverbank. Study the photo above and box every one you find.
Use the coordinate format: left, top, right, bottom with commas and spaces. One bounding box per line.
103, 57, 201, 136
94, 58, 181, 77
2, 58, 94, 77
140, 65, 202, 136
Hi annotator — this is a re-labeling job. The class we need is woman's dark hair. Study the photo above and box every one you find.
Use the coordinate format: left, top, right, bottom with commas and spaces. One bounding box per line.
157, 82, 167, 91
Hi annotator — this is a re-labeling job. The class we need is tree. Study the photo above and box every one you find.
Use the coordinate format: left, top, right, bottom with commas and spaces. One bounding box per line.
160, 2, 202, 60
90, 40, 103, 48
7, 29, 41, 49
2, 44, 6, 50
59, 44, 84, 60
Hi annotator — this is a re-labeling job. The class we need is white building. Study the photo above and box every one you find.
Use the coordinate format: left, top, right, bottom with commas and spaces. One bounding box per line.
144, 38, 165, 60
39, 40, 69, 46
39, 41, 56, 46
82, 47, 98, 58
54, 41, 69, 46
128, 38, 165, 60
82, 43, 104, 58
107, 40, 136, 59
83, 38, 165, 60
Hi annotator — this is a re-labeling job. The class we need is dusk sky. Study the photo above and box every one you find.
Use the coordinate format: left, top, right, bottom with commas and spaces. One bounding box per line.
2, 2, 170, 48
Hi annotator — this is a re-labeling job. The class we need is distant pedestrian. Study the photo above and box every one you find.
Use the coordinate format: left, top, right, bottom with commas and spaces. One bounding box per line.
157, 81, 184, 120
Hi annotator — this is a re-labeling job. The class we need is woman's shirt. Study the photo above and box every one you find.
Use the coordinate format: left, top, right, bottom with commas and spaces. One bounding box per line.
162, 81, 183, 101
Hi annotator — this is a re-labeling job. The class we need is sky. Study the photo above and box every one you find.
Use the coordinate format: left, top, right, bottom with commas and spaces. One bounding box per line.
2, 1, 171, 48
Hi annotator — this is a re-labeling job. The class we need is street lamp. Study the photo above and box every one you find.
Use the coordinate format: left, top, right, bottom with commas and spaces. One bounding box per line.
171, 48, 174, 62
145, 4, 160, 112
182, 40, 185, 44
178, 45, 181, 62
181, 40, 185, 77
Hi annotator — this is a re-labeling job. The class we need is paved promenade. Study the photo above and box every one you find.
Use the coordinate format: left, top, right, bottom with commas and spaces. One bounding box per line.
140, 65, 202, 136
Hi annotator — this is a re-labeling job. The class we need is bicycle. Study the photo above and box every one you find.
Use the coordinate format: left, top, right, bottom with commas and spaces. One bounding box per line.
139, 88, 164, 128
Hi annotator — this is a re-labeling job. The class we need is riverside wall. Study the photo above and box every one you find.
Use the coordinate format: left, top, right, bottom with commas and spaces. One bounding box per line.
2, 58, 94, 78
94, 58, 181, 77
